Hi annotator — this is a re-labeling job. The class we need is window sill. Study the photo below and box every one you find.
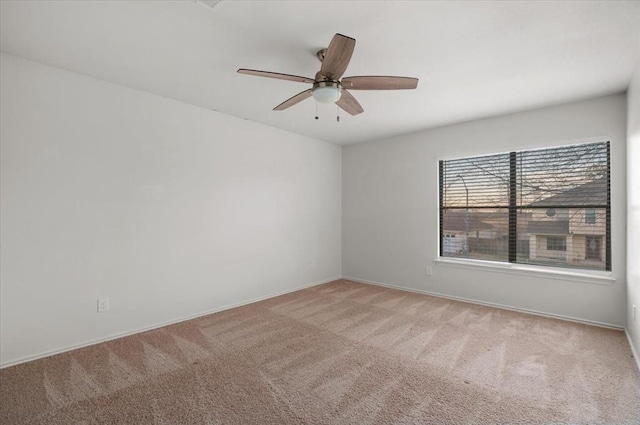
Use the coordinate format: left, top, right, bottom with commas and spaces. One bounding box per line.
434, 257, 615, 285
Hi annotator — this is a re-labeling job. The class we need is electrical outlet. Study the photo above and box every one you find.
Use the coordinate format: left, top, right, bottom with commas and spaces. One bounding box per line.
426, 266, 433, 276
97, 298, 110, 313
310, 259, 317, 269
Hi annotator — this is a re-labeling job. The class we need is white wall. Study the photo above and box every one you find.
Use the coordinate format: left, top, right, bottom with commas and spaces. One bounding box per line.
343, 94, 627, 327
627, 56, 640, 357
0, 53, 342, 367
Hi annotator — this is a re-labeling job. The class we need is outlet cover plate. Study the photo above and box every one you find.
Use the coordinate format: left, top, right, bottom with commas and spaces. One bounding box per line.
98, 298, 110, 313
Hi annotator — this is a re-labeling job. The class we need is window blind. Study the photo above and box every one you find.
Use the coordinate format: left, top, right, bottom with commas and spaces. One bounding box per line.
439, 141, 610, 271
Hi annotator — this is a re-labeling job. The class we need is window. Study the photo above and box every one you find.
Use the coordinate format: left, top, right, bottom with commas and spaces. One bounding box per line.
585, 236, 601, 260
547, 236, 566, 251
439, 141, 610, 271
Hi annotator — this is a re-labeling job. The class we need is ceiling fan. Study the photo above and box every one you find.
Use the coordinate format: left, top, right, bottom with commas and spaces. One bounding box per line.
237, 33, 419, 116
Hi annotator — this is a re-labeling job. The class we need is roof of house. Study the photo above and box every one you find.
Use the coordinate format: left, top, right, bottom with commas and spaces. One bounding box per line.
443, 210, 533, 233
527, 177, 607, 207
443, 212, 493, 232
442, 211, 493, 232
526, 220, 570, 235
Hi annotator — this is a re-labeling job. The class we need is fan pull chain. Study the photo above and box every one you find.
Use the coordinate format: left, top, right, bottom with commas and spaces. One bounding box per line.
336, 104, 340, 122
315, 101, 319, 120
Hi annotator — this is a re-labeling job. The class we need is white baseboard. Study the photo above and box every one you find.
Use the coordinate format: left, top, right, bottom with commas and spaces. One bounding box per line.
0, 276, 341, 369
343, 276, 624, 331
625, 328, 640, 372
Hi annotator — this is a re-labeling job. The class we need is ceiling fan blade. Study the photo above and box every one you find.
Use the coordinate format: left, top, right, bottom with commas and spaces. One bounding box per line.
320, 34, 356, 81
341, 76, 419, 90
238, 69, 315, 84
274, 89, 313, 111
336, 89, 363, 116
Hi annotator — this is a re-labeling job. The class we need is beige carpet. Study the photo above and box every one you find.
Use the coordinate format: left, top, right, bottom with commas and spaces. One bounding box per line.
1, 279, 638, 424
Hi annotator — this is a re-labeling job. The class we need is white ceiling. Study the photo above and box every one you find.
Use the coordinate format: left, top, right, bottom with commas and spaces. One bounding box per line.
1, 0, 638, 145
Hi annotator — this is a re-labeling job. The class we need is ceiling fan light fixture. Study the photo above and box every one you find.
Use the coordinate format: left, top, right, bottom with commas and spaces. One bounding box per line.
312, 82, 342, 103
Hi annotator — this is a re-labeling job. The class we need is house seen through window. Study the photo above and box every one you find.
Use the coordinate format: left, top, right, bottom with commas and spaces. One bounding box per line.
439, 141, 610, 271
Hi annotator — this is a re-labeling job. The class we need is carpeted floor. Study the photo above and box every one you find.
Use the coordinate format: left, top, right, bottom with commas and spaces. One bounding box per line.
1, 279, 638, 424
